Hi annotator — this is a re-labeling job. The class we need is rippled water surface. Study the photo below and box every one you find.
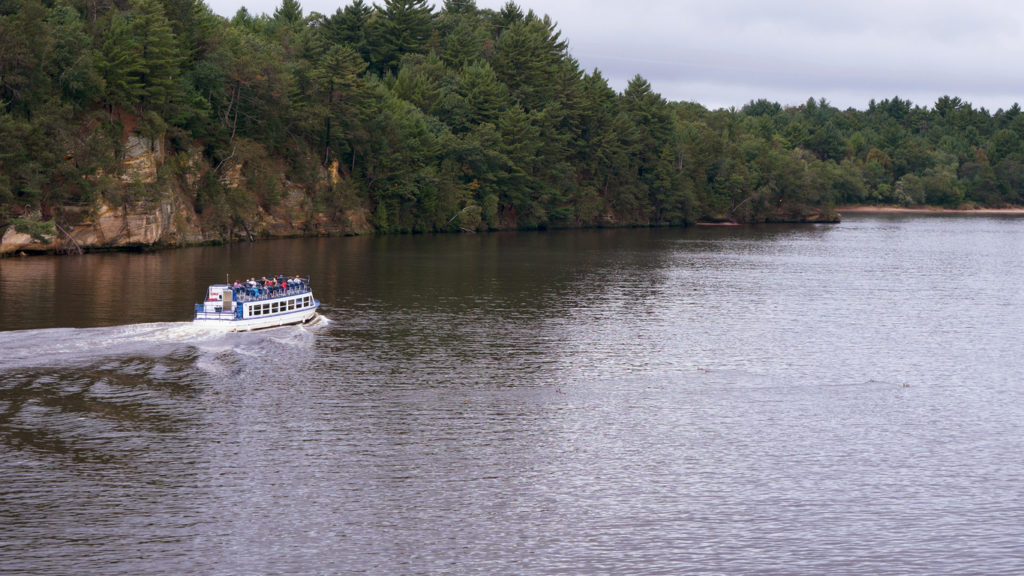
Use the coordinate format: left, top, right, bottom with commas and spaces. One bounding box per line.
2, 215, 1023, 574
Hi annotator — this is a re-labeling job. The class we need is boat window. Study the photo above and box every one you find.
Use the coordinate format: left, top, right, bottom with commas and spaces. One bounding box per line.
288, 299, 295, 310
262, 303, 270, 314
272, 302, 279, 313
250, 304, 260, 316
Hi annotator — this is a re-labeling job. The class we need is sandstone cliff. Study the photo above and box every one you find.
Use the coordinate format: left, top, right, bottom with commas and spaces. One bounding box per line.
1, 132, 372, 256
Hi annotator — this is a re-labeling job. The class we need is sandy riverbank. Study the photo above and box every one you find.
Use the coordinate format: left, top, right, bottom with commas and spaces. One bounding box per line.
838, 205, 1024, 215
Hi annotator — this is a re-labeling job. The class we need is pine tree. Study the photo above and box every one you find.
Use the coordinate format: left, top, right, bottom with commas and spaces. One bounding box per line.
129, 0, 183, 117
491, 11, 566, 112
372, 0, 434, 73
0, 0, 53, 116
48, 2, 103, 107
273, 0, 303, 24
97, 12, 147, 113
309, 43, 368, 167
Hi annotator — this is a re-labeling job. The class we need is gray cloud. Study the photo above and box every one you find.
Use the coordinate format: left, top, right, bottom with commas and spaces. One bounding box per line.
207, 0, 1024, 110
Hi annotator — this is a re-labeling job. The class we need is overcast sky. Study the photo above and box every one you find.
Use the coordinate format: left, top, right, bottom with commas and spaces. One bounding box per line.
205, 0, 1024, 111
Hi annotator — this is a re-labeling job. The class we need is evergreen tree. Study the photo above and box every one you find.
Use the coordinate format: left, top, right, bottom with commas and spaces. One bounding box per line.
491, 11, 566, 111
129, 0, 183, 117
274, 0, 303, 24
449, 60, 508, 129
48, 2, 103, 107
309, 43, 368, 168
0, 0, 53, 116
321, 0, 372, 62
97, 12, 147, 114
439, 13, 487, 68
372, 0, 434, 74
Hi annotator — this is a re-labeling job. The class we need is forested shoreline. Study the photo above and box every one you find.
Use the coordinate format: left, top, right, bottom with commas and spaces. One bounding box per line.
3, 0, 1024, 248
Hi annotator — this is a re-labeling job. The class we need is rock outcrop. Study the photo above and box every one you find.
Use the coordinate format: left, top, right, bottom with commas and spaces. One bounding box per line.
68, 197, 205, 249
1, 130, 372, 256
0, 227, 56, 255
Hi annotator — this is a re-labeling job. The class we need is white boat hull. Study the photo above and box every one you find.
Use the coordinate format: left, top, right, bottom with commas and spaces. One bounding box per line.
193, 306, 320, 331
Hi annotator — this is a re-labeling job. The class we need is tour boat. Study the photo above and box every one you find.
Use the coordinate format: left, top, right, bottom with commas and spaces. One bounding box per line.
193, 276, 320, 331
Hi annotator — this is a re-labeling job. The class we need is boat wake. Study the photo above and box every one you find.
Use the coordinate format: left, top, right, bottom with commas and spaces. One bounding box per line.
0, 320, 324, 373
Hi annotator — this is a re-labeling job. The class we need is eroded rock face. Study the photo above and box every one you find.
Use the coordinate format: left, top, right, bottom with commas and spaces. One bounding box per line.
2, 131, 371, 256
69, 197, 205, 248
0, 228, 54, 255
121, 135, 162, 184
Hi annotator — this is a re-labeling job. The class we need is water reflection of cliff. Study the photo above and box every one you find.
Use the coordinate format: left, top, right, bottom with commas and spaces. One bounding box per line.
0, 225, 817, 332
1, 251, 200, 329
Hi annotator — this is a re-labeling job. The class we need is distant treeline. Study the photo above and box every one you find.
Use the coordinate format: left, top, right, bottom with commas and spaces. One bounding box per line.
3, 0, 1024, 233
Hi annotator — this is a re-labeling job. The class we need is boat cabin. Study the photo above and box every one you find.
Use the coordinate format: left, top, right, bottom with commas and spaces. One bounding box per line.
193, 277, 318, 329
201, 284, 236, 315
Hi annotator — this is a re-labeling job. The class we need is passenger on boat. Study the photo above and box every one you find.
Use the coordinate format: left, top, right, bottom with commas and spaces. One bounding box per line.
215, 275, 311, 302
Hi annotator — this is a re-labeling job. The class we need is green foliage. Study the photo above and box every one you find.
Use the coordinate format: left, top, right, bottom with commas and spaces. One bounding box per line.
5, 0, 1024, 237
273, 0, 303, 24
372, 0, 435, 74
491, 9, 567, 111
48, 2, 103, 107
0, 0, 53, 116
319, 0, 373, 63
128, 0, 184, 115
11, 218, 56, 241
97, 12, 147, 111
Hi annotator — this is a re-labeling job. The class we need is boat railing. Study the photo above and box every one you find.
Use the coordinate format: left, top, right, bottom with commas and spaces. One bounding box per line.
231, 284, 312, 303
194, 304, 239, 321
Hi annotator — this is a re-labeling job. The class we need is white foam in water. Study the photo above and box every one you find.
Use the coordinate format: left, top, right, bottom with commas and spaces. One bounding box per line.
0, 315, 327, 373
0, 322, 231, 371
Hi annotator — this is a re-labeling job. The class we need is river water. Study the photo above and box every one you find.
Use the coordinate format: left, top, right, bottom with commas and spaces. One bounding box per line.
1, 214, 1022, 575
